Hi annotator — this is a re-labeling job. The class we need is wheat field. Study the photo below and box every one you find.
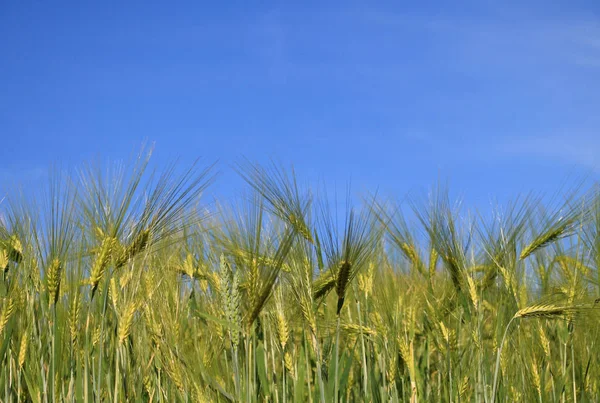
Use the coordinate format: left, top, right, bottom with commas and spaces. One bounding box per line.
1, 148, 600, 402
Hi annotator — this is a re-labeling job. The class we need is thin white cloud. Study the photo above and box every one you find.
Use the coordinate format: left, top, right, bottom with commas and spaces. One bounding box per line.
498, 133, 600, 172
240, 4, 600, 174
242, 5, 600, 90
0, 167, 46, 186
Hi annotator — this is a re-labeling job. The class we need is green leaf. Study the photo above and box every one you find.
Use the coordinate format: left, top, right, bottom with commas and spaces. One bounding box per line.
256, 342, 270, 399
338, 352, 354, 399
294, 344, 307, 403
23, 369, 42, 403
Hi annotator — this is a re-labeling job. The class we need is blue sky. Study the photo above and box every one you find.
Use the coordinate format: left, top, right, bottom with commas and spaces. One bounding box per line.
1, 1, 599, 209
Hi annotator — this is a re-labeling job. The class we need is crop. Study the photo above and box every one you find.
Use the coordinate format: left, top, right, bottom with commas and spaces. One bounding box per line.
1, 148, 599, 402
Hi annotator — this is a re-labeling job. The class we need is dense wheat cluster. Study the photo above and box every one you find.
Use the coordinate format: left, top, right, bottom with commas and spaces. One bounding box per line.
1, 149, 600, 402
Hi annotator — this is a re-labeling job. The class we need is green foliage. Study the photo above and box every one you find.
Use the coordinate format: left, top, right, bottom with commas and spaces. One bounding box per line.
1, 151, 600, 402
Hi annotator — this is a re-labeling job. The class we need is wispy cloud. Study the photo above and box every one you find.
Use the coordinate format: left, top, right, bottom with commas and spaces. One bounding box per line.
237, 4, 600, 175
0, 167, 46, 187
497, 133, 600, 172
241, 5, 600, 96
